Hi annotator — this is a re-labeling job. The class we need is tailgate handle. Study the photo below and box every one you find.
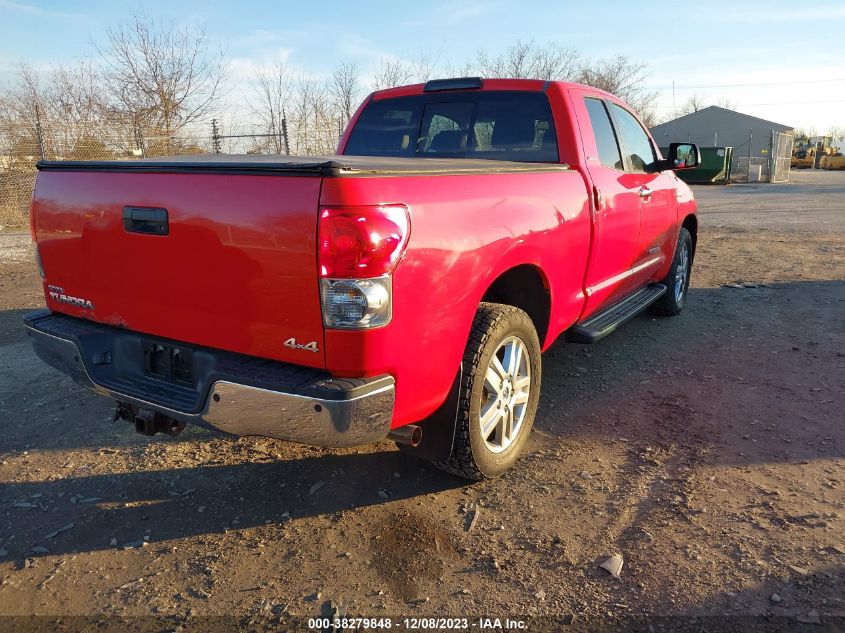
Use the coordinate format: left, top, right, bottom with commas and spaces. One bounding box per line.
122, 207, 169, 236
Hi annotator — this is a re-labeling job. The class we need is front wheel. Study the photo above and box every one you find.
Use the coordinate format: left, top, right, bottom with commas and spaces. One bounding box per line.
650, 227, 693, 316
436, 303, 541, 480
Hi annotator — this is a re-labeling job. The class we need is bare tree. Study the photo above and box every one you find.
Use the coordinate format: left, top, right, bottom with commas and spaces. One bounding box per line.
98, 10, 226, 135
290, 74, 337, 155
371, 57, 413, 91
44, 59, 117, 158
678, 93, 708, 115
249, 59, 293, 154
329, 61, 360, 128
0, 63, 49, 160
715, 97, 737, 110
1, 62, 45, 124
410, 50, 442, 82
576, 55, 657, 125
828, 126, 845, 145
476, 40, 579, 80
793, 127, 817, 141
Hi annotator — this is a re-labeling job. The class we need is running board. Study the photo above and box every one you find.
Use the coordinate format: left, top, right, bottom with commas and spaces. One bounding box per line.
566, 283, 667, 344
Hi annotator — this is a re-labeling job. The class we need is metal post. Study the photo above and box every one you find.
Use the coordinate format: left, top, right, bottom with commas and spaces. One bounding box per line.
747, 128, 753, 182
211, 119, 221, 154
672, 81, 676, 119
34, 104, 45, 160
281, 112, 290, 156
133, 115, 145, 158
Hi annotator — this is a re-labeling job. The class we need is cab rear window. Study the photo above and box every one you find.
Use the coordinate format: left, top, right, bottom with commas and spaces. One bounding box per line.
344, 91, 558, 163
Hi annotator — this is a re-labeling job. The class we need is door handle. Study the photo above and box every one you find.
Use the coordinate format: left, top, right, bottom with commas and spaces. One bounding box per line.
638, 187, 653, 199
122, 207, 169, 235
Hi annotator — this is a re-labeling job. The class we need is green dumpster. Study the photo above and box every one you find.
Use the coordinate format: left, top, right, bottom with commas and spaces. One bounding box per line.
659, 146, 733, 184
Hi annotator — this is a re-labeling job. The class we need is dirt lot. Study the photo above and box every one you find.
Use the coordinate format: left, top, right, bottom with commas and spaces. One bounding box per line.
0, 170, 843, 630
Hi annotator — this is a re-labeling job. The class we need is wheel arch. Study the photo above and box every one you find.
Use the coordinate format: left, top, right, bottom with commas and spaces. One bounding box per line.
682, 213, 698, 261
480, 264, 552, 347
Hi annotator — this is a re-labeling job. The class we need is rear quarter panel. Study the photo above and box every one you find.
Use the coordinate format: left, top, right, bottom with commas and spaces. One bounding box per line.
321, 171, 591, 427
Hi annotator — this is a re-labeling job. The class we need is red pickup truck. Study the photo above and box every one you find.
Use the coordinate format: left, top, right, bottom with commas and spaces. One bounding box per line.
25, 78, 698, 479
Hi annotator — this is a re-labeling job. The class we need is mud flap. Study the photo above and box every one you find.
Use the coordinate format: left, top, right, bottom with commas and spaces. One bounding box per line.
401, 365, 462, 462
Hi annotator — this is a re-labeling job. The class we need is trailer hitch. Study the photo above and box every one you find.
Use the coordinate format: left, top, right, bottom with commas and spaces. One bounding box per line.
114, 402, 186, 437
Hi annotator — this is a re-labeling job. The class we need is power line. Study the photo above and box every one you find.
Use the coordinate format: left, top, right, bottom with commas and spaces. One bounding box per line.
740, 98, 845, 106
652, 77, 845, 90
655, 98, 845, 110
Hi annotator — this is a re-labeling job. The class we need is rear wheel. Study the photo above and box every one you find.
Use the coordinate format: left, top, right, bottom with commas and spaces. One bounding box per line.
435, 303, 541, 480
650, 227, 693, 316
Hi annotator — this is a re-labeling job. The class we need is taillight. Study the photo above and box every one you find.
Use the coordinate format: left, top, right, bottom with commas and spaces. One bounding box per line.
318, 205, 409, 329
318, 205, 409, 278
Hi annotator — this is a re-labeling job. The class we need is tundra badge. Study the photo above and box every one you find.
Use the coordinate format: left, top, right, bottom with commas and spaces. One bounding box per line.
284, 338, 319, 353
47, 285, 95, 310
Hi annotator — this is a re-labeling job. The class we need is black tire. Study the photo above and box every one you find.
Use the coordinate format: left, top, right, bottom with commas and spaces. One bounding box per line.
650, 227, 693, 316
435, 303, 542, 480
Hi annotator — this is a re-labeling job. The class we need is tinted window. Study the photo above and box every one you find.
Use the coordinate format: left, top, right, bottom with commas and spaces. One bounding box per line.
344, 91, 558, 163
468, 95, 557, 161
417, 102, 473, 154
610, 104, 656, 172
584, 98, 623, 170
343, 100, 421, 156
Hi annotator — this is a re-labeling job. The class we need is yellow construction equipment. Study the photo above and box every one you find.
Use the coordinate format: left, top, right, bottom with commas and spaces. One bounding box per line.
792, 136, 842, 169
820, 153, 845, 170
791, 146, 817, 168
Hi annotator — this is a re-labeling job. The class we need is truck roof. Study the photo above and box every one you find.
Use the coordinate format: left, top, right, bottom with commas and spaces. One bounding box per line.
371, 77, 616, 101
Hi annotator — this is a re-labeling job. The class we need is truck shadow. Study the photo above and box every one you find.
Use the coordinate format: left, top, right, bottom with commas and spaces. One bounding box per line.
0, 447, 465, 560
687, 563, 845, 623
534, 279, 845, 468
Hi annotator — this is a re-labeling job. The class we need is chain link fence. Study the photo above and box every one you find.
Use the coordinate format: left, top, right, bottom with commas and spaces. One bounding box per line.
732, 157, 771, 183
0, 114, 341, 230
771, 131, 794, 183
730, 131, 794, 184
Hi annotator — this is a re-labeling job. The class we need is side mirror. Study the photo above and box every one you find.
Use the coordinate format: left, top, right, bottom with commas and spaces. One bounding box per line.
668, 142, 700, 170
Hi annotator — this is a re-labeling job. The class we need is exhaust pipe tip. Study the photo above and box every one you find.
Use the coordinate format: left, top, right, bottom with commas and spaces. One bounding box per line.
388, 424, 422, 447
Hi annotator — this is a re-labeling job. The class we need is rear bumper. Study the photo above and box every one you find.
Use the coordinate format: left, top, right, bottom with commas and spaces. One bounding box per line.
23, 310, 394, 447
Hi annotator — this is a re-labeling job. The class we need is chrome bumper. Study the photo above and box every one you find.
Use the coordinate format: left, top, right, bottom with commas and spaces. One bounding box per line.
24, 312, 394, 448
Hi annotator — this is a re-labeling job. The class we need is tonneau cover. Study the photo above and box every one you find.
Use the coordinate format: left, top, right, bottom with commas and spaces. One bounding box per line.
37, 154, 569, 177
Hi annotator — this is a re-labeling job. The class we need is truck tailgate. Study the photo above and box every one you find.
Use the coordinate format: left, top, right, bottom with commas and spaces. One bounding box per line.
31, 168, 325, 368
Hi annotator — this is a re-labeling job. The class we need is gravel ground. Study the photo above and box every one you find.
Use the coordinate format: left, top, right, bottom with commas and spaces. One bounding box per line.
0, 171, 843, 631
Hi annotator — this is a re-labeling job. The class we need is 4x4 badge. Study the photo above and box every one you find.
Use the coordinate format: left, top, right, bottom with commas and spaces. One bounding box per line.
283, 338, 319, 353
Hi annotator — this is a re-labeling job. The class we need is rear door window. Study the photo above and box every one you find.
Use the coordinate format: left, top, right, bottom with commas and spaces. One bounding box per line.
468, 95, 557, 162
610, 104, 656, 172
344, 91, 558, 162
417, 102, 473, 154
343, 101, 421, 156
584, 98, 623, 170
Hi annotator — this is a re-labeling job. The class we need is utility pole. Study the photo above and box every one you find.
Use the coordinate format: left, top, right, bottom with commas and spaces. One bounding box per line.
133, 114, 145, 158
34, 103, 45, 160
747, 128, 753, 182
672, 81, 676, 120
211, 119, 221, 154
281, 109, 290, 156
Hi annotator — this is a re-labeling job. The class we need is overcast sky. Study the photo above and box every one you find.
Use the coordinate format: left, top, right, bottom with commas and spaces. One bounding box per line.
1, 0, 843, 132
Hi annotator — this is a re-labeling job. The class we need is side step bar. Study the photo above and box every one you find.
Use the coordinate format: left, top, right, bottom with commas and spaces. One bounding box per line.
566, 283, 667, 344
